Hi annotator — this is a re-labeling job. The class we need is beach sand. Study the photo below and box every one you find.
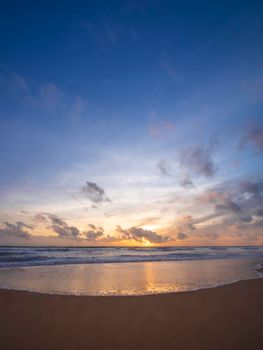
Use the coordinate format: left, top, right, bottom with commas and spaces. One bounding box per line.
0, 278, 262, 350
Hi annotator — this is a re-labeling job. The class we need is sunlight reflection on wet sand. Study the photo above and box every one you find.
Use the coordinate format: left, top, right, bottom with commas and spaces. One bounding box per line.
0, 258, 262, 296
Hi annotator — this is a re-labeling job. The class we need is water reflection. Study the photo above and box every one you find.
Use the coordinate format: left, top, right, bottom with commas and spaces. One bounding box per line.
0, 258, 261, 296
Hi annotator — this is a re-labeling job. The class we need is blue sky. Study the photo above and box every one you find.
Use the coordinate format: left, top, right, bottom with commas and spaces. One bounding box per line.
0, 1, 263, 245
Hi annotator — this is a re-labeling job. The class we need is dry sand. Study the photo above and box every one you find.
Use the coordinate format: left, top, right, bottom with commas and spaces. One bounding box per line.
0, 278, 262, 350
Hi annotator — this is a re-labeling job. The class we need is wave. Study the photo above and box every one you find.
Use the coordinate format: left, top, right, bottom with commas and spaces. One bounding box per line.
0, 246, 263, 268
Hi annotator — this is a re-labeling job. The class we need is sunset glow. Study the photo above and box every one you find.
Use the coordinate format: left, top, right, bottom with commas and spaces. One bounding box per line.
0, 1, 262, 247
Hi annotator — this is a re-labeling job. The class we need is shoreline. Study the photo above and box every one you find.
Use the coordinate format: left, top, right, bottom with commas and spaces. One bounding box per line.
0, 271, 262, 297
1, 278, 263, 350
0, 258, 261, 297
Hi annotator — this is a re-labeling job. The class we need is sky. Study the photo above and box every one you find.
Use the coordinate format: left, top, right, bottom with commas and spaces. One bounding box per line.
0, 0, 263, 246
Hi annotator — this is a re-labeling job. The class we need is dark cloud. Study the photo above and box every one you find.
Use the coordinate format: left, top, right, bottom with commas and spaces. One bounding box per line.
32, 213, 48, 223
239, 215, 253, 223
180, 178, 194, 188
82, 181, 110, 203
116, 226, 170, 244
0, 221, 33, 239
30, 212, 171, 243
47, 214, 67, 226
176, 232, 188, 240
84, 224, 104, 241
214, 198, 242, 214
179, 145, 216, 178
33, 213, 81, 239
33, 213, 68, 226
34, 213, 116, 242
200, 190, 245, 226
240, 180, 263, 197
46, 215, 80, 239
50, 223, 80, 239
199, 179, 263, 228
255, 209, 263, 217
16, 221, 34, 229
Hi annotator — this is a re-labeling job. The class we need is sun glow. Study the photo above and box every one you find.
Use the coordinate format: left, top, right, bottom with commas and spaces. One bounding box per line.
142, 238, 152, 246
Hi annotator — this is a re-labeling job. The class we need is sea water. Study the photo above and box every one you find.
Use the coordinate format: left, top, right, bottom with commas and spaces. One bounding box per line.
0, 246, 262, 295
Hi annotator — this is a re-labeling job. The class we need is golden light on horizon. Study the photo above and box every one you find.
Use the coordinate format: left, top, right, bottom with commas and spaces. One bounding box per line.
142, 238, 152, 246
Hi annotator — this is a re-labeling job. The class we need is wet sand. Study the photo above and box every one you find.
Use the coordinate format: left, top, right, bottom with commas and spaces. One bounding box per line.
0, 278, 262, 350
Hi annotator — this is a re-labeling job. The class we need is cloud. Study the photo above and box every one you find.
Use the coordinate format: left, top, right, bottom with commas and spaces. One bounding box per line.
214, 198, 242, 214
255, 209, 263, 217
84, 224, 104, 241
179, 145, 216, 178
82, 181, 111, 203
33, 213, 118, 242
32, 213, 48, 223
42, 214, 80, 239
137, 216, 161, 227
157, 159, 169, 175
0, 67, 90, 122
29, 212, 171, 244
192, 213, 220, 225
47, 214, 67, 227
166, 215, 195, 241
242, 124, 263, 151
0, 67, 29, 98
240, 179, 263, 197
39, 83, 64, 110
69, 95, 90, 122
176, 232, 188, 240
48, 214, 80, 239
239, 215, 253, 223
0, 221, 33, 239
198, 178, 263, 228
199, 190, 244, 224
81, 19, 120, 46
20, 210, 30, 215
116, 226, 171, 244
50, 223, 80, 239
33, 213, 81, 239
148, 121, 176, 137
180, 178, 194, 188
33, 213, 72, 227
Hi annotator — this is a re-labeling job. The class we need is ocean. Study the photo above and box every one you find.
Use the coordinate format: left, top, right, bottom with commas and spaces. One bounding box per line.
0, 246, 262, 296
1, 245, 263, 268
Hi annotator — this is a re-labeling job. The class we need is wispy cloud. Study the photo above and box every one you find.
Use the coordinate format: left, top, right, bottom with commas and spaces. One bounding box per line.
0, 67, 90, 122
148, 121, 176, 137
161, 61, 178, 81
81, 19, 121, 46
